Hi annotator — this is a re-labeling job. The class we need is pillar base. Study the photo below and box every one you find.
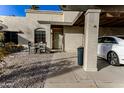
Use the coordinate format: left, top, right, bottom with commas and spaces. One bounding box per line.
83, 67, 97, 72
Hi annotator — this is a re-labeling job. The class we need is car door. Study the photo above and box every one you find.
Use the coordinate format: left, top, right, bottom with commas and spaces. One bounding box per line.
101, 37, 117, 58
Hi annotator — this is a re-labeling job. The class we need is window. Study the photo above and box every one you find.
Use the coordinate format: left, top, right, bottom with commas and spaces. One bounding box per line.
103, 37, 117, 44
98, 38, 103, 43
4, 32, 18, 44
35, 30, 46, 43
118, 36, 124, 40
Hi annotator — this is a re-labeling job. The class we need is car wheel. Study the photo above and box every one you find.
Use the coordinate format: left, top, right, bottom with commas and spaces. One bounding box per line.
107, 51, 120, 66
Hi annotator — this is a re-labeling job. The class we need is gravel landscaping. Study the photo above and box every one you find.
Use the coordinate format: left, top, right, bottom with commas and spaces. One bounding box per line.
0, 51, 76, 88
0, 52, 54, 88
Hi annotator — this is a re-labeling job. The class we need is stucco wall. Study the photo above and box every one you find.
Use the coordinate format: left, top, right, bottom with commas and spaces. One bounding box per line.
26, 11, 64, 23
18, 23, 51, 48
18, 21, 51, 48
26, 10, 81, 25
0, 16, 51, 48
64, 26, 84, 52
63, 26, 124, 52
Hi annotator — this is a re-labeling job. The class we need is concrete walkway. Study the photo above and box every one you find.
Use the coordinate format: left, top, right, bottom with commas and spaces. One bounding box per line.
44, 52, 97, 88
1, 51, 124, 88
44, 53, 124, 88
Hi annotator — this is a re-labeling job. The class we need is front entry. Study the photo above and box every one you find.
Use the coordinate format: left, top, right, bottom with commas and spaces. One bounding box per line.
52, 28, 63, 50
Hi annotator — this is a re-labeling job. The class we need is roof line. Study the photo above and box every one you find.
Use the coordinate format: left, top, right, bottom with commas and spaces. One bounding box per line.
26, 9, 63, 15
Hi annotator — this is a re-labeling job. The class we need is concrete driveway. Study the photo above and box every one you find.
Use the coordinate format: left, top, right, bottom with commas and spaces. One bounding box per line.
44, 57, 124, 88
0, 51, 124, 88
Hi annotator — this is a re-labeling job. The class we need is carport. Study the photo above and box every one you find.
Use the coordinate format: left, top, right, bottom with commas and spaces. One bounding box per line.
61, 5, 124, 71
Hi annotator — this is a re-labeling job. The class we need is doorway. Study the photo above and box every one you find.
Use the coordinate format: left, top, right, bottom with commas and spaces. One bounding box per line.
52, 28, 63, 51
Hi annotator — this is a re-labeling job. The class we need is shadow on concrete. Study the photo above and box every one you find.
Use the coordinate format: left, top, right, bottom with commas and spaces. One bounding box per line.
117, 64, 124, 66
47, 60, 80, 79
31, 56, 76, 64
0, 56, 79, 87
97, 57, 124, 71
97, 57, 110, 71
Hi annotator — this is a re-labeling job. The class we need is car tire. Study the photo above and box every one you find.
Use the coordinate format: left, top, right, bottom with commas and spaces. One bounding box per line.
107, 51, 120, 66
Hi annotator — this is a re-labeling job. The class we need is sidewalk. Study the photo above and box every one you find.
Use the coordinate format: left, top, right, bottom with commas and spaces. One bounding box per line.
44, 52, 124, 88
44, 67, 97, 88
44, 52, 97, 88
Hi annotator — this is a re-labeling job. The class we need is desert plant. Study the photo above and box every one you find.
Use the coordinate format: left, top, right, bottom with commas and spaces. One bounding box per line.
0, 47, 8, 71
0, 47, 8, 60
0, 42, 24, 69
4, 42, 24, 53
4, 42, 15, 53
0, 32, 4, 42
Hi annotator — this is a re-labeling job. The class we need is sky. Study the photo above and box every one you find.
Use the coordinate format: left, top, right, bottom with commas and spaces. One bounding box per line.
0, 5, 61, 16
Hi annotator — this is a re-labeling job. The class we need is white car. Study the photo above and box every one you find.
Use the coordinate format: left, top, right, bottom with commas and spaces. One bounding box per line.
98, 36, 124, 65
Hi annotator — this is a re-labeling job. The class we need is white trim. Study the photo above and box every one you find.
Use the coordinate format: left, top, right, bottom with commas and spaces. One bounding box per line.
85, 9, 101, 15
38, 21, 73, 25
26, 9, 63, 15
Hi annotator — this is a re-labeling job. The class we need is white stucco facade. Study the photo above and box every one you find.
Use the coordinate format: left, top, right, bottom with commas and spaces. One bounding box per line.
0, 10, 82, 50
1, 9, 124, 53
64, 26, 84, 52
0, 16, 51, 48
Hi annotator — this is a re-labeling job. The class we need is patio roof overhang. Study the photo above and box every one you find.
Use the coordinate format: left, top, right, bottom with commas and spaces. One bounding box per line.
0, 29, 23, 33
0, 23, 8, 30
0, 23, 23, 33
0, 26, 23, 33
73, 11, 124, 27
60, 5, 124, 71
60, 5, 124, 27
0, 30, 23, 33
60, 5, 124, 12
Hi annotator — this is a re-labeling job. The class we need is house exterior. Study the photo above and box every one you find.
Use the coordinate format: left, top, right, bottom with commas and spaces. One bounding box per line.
0, 10, 84, 52
1, 6, 124, 71
1, 9, 124, 53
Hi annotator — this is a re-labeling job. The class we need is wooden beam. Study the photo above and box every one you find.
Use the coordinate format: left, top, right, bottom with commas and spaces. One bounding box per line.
100, 18, 119, 26
108, 18, 124, 26
106, 12, 120, 17
61, 5, 124, 12
100, 12, 124, 26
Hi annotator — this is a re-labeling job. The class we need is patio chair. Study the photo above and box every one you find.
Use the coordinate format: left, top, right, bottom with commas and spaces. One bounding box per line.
39, 42, 46, 53
28, 42, 36, 54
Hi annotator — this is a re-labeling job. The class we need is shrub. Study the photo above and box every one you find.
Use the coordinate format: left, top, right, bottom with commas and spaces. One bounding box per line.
0, 47, 8, 62
5, 42, 24, 53
0, 42, 24, 72
0, 42, 24, 63
0, 32, 4, 42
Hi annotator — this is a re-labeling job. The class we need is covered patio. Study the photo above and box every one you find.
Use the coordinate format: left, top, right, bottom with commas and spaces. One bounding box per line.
61, 5, 124, 71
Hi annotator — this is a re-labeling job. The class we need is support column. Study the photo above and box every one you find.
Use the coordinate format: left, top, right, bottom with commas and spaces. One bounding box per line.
83, 9, 101, 71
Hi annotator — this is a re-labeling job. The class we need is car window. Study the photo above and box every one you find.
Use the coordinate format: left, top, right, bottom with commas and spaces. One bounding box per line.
118, 37, 124, 40
103, 37, 117, 44
98, 38, 104, 43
